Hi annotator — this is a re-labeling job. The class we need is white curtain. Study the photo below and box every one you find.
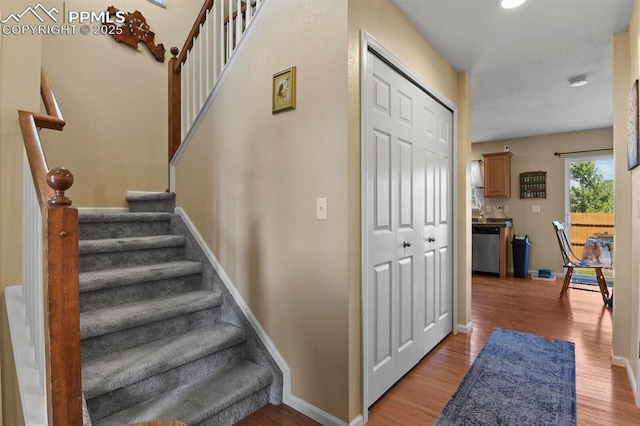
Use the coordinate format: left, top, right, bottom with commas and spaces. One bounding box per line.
470, 161, 483, 188
470, 161, 485, 207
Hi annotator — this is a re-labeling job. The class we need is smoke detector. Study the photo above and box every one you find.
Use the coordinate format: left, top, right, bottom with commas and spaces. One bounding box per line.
569, 75, 588, 87
500, 0, 526, 9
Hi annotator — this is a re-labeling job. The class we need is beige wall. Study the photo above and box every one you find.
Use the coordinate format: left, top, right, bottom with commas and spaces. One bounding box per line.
348, 0, 469, 420
176, 0, 349, 420
0, 0, 43, 423
177, 0, 469, 421
612, 0, 640, 382
41, 0, 202, 207
471, 128, 614, 274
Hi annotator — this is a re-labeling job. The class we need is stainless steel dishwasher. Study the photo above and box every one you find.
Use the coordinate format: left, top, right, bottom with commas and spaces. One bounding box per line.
472, 225, 500, 275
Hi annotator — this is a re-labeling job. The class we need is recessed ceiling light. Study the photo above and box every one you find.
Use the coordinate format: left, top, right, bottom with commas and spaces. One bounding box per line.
500, 0, 526, 9
569, 75, 588, 87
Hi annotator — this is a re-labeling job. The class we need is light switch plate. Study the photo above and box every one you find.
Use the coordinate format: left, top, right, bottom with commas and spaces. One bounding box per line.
316, 198, 327, 220
532, 205, 541, 213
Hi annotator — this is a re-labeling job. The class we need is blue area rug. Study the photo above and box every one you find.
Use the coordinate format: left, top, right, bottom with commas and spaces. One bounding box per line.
435, 328, 576, 426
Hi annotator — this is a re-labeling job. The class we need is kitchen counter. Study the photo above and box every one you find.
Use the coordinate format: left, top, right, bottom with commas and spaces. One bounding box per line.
472, 218, 513, 227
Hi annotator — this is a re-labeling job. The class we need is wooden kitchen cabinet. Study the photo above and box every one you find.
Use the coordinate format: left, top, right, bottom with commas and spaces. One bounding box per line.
482, 152, 512, 198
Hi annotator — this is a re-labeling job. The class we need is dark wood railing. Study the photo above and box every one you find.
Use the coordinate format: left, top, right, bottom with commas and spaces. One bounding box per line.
19, 68, 82, 425
168, 0, 260, 162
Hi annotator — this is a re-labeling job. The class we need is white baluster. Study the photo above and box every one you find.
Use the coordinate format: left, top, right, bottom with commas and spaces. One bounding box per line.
181, 62, 187, 139
22, 162, 31, 326
212, 2, 218, 82
197, 26, 204, 109
220, 0, 225, 68
185, 50, 190, 133
191, 42, 197, 127
205, 9, 212, 95
236, 0, 242, 47
22, 160, 46, 395
35, 225, 44, 394
227, 0, 233, 60
246, 0, 252, 26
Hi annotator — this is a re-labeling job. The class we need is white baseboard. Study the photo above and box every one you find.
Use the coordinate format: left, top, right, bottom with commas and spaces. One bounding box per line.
611, 354, 627, 367
628, 363, 638, 406
5, 286, 48, 426
611, 354, 638, 406
457, 322, 473, 333
285, 394, 349, 426
349, 414, 364, 426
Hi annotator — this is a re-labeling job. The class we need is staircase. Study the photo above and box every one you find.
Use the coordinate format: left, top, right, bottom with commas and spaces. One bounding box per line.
79, 193, 282, 425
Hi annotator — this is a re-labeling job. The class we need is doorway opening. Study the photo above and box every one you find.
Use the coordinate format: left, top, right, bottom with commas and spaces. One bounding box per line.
564, 155, 615, 284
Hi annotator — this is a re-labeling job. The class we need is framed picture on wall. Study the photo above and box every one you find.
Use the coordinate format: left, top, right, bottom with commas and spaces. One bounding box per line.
272, 66, 296, 114
627, 79, 639, 170
147, 0, 166, 8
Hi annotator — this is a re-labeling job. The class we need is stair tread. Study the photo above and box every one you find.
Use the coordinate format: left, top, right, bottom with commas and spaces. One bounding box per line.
81, 290, 222, 339
79, 212, 173, 223
83, 322, 247, 400
95, 360, 272, 426
79, 235, 185, 255
80, 261, 204, 292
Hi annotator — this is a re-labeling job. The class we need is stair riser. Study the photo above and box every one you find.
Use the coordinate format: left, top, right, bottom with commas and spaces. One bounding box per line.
80, 274, 203, 312
88, 346, 246, 421
82, 308, 221, 362
80, 247, 184, 272
195, 388, 270, 426
80, 221, 171, 240
128, 199, 175, 213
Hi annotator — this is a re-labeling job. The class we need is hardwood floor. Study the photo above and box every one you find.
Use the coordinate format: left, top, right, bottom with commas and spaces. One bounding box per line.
239, 275, 640, 425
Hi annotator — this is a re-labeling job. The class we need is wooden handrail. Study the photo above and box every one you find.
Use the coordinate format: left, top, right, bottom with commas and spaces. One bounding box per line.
19, 68, 82, 425
19, 111, 54, 210
40, 68, 64, 123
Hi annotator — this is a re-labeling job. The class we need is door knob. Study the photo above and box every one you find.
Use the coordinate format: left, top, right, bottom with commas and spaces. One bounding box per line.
428, 237, 436, 242
402, 241, 411, 248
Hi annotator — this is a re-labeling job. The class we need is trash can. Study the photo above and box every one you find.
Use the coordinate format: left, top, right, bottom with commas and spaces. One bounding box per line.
512, 235, 530, 278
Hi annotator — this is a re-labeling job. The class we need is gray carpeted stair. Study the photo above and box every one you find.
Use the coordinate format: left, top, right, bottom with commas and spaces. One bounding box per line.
79, 193, 281, 425
126, 192, 176, 213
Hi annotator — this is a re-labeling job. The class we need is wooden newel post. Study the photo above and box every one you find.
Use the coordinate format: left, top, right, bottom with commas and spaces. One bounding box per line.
168, 46, 181, 163
46, 167, 73, 206
45, 166, 82, 425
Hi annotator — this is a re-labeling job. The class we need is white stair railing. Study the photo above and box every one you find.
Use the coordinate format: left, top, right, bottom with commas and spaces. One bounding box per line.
168, 0, 264, 161
22, 159, 47, 396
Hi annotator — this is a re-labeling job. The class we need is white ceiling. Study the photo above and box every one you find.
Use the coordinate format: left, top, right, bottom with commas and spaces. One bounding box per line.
391, 0, 634, 143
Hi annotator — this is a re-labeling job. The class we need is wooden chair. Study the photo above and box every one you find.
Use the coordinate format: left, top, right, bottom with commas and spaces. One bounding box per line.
552, 221, 610, 305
